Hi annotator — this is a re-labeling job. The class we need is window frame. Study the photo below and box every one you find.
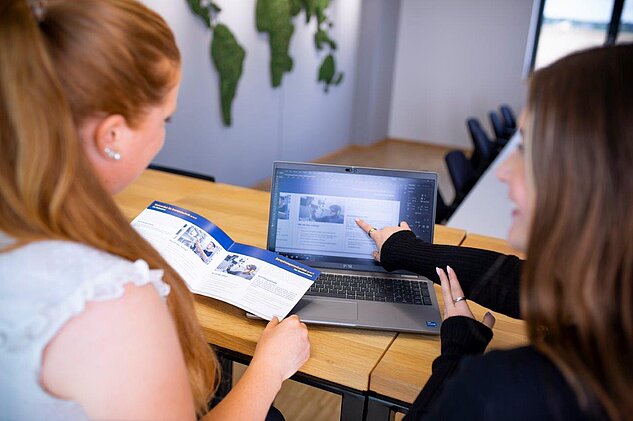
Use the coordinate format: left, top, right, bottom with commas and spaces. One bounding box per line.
524, 0, 627, 75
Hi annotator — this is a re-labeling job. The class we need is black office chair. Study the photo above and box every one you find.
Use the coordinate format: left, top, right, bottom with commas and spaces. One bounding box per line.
435, 150, 477, 224
445, 150, 477, 198
467, 118, 496, 173
489, 110, 514, 141
500, 104, 517, 130
148, 164, 215, 182
435, 191, 451, 224
467, 118, 483, 171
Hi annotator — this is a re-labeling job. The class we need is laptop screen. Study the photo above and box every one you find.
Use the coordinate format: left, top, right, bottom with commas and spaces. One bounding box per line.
267, 162, 437, 272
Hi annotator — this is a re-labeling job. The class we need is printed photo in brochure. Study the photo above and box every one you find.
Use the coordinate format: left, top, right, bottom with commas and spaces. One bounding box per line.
175, 224, 219, 264
216, 254, 260, 281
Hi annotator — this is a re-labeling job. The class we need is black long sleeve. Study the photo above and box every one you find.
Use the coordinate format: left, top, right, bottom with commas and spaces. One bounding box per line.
380, 231, 524, 319
403, 316, 493, 420
410, 346, 592, 421
382, 233, 595, 420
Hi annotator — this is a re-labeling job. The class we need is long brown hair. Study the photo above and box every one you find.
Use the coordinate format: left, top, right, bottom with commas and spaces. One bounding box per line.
0, 0, 218, 414
522, 44, 633, 419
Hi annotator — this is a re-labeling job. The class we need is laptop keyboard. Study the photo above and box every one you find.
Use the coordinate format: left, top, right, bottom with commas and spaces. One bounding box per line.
305, 273, 433, 305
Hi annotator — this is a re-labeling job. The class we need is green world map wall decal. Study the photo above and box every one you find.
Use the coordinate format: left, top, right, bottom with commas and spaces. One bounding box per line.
211, 25, 246, 126
187, 0, 343, 126
302, 0, 343, 91
256, 0, 295, 87
186, 1, 245, 126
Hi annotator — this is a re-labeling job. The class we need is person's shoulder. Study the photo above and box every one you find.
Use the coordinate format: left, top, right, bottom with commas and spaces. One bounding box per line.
41, 281, 194, 419
3, 238, 132, 273
1, 239, 166, 294
428, 346, 586, 420
0, 238, 170, 357
0, 239, 136, 302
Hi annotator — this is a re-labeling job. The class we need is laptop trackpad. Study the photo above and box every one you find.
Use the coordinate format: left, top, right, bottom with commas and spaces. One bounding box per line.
292, 298, 358, 322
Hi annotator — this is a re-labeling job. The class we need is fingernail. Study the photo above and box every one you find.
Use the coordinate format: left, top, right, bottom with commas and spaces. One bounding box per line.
435, 267, 442, 276
446, 265, 452, 273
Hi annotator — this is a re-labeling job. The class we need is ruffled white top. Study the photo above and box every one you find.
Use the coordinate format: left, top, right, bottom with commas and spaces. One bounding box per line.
0, 233, 170, 420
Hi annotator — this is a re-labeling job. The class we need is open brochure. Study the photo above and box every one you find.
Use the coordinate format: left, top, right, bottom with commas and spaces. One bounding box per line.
131, 201, 320, 321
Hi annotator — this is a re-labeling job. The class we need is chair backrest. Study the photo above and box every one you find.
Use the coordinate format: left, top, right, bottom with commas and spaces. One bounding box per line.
500, 104, 517, 129
435, 190, 450, 224
445, 150, 477, 196
467, 118, 495, 171
147, 164, 215, 182
488, 111, 507, 140
466, 118, 482, 170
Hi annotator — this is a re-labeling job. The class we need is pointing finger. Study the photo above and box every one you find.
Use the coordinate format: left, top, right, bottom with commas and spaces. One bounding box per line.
355, 218, 371, 234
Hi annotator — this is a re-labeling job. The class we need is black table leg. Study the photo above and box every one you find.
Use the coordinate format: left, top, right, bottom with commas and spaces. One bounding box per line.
365, 396, 393, 421
340, 391, 365, 421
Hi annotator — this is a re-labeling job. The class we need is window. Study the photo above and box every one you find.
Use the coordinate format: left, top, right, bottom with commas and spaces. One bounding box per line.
617, 1, 633, 42
526, 0, 631, 72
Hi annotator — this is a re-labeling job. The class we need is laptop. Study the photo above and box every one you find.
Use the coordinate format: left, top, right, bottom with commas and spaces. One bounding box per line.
251, 161, 442, 334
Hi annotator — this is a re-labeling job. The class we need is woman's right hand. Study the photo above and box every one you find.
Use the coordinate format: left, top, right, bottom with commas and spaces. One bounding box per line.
355, 218, 411, 262
437, 265, 495, 328
250, 315, 310, 387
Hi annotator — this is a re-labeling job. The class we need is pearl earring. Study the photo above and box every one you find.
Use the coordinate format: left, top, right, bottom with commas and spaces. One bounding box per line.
104, 146, 121, 161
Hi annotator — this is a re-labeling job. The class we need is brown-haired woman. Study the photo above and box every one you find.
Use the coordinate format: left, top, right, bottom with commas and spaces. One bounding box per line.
0, 0, 308, 419
357, 44, 633, 420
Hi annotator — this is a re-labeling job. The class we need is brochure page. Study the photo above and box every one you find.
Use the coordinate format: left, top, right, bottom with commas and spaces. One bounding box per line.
131, 201, 319, 320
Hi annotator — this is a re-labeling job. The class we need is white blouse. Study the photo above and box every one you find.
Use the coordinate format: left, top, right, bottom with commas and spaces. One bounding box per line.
0, 234, 170, 420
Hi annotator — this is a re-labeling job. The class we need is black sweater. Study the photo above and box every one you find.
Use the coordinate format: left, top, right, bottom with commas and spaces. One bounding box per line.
381, 231, 599, 420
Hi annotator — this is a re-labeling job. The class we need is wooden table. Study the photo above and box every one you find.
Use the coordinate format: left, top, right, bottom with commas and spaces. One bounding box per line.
114, 169, 467, 420
367, 232, 528, 417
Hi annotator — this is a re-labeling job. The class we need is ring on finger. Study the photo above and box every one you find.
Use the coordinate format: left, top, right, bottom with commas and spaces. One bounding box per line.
453, 296, 466, 303
367, 227, 377, 238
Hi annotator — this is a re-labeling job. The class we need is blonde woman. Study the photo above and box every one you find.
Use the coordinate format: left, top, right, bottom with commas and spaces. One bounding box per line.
358, 44, 633, 420
0, 0, 308, 419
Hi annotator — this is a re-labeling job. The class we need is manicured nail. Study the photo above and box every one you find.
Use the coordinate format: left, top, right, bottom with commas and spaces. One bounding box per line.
446, 265, 452, 274
435, 267, 442, 276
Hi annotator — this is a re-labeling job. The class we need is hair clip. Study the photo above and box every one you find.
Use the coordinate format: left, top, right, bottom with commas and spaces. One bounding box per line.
28, 0, 47, 23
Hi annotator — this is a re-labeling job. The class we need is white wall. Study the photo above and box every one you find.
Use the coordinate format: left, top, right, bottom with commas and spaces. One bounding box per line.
143, 0, 362, 186
388, 0, 534, 149
351, 0, 401, 146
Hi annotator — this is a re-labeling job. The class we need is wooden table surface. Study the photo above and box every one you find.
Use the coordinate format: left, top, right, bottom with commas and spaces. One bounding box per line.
114, 169, 467, 392
369, 233, 528, 404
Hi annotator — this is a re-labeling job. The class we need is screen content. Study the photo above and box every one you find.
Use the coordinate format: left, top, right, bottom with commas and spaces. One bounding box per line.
268, 167, 436, 269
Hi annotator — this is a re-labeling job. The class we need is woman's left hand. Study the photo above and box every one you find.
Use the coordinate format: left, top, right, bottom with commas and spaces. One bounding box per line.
437, 266, 495, 328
